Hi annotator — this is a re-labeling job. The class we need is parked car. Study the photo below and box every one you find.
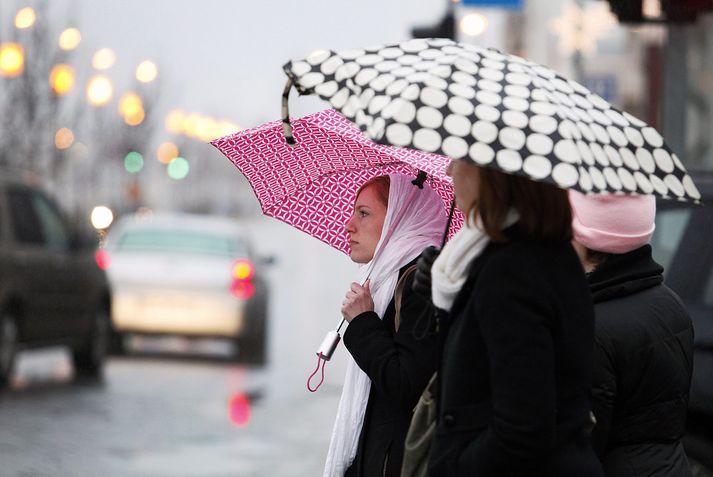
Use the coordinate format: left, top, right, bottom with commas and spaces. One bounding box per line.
650, 170, 713, 472
103, 213, 270, 364
0, 175, 111, 388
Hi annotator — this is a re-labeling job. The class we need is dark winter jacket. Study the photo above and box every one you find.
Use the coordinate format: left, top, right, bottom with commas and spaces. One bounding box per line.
429, 226, 603, 477
588, 245, 694, 476
343, 260, 439, 477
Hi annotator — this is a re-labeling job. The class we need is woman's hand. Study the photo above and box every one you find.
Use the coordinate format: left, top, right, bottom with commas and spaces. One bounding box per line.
341, 280, 374, 322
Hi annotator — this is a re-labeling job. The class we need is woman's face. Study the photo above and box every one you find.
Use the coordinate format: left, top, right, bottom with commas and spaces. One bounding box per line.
446, 159, 481, 214
345, 184, 387, 264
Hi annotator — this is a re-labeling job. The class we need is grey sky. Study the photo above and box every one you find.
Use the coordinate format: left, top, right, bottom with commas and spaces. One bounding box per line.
62, 0, 446, 129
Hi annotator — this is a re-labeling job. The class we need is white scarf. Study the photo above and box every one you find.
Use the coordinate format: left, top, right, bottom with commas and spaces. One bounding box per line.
431, 210, 519, 312
323, 173, 447, 477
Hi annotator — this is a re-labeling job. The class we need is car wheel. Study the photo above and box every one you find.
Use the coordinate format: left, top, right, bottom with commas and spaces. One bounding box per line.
0, 312, 18, 388
234, 307, 268, 365
109, 328, 126, 356
72, 308, 109, 379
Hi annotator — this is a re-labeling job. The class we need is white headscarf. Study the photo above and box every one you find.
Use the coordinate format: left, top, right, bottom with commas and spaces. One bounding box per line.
323, 173, 447, 477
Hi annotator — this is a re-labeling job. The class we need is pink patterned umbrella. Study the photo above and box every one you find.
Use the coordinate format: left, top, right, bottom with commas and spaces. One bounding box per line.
211, 109, 463, 255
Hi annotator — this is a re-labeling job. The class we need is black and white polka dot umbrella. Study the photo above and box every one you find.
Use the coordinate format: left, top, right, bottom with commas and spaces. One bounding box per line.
282, 38, 700, 202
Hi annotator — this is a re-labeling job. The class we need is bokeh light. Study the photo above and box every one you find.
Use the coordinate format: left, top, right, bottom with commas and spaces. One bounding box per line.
165, 110, 185, 134
86, 75, 113, 106
68, 142, 89, 162
165, 110, 241, 141
59, 28, 81, 50
14, 7, 36, 29
136, 60, 158, 83
167, 157, 189, 180
119, 92, 145, 126
125, 108, 145, 126
55, 128, 75, 150
156, 142, 179, 164
49, 64, 75, 96
228, 393, 251, 427
0, 43, 24, 78
124, 152, 144, 173
460, 13, 489, 36
90, 206, 114, 230
217, 121, 242, 137
92, 48, 116, 70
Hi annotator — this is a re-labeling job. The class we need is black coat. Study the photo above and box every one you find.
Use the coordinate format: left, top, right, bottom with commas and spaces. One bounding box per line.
343, 261, 439, 477
588, 245, 694, 476
429, 227, 603, 477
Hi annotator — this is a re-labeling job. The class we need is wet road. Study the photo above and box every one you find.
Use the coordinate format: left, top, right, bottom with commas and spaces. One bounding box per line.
0, 349, 342, 476
0, 218, 355, 476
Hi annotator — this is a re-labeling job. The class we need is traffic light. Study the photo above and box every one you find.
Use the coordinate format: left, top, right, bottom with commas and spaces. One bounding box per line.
412, 10, 456, 39
604, 0, 713, 23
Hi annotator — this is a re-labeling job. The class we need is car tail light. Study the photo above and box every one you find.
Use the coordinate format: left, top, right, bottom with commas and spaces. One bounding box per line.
230, 259, 255, 299
231, 259, 254, 281
230, 280, 255, 300
95, 249, 111, 270
228, 392, 251, 427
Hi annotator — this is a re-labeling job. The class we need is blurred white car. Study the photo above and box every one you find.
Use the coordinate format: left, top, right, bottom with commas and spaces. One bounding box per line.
102, 213, 270, 363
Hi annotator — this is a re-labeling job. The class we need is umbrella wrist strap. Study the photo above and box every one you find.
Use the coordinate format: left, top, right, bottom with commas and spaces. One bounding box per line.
307, 353, 327, 392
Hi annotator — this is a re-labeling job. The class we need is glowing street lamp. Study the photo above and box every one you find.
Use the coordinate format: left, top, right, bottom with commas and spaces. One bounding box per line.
460, 12, 489, 37
92, 48, 116, 70
55, 128, 75, 149
136, 60, 158, 83
49, 64, 75, 96
59, 28, 81, 51
157, 142, 179, 164
90, 206, 114, 230
165, 110, 185, 134
86, 75, 113, 106
14, 7, 36, 29
217, 121, 241, 137
118, 92, 145, 126
0, 43, 24, 78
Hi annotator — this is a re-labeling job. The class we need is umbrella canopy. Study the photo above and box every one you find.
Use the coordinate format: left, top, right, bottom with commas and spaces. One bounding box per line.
211, 109, 463, 255
283, 38, 701, 203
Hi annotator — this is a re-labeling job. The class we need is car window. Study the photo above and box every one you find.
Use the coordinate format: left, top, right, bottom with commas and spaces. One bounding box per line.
32, 193, 71, 251
650, 208, 691, 271
116, 228, 247, 258
7, 187, 44, 245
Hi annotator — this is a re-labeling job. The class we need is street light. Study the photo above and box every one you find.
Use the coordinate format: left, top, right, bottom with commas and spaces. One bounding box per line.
92, 48, 116, 70
91, 206, 114, 230
0, 43, 24, 78
59, 28, 81, 51
49, 64, 75, 96
157, 142, 179, 164
86, 75, 113, 106
460, 12, 489, 37
136, 60, 158, 83
118, 92, 145, 126
165, 110, 185, 134
14, 7, 36, 29
55, 127, 75, 149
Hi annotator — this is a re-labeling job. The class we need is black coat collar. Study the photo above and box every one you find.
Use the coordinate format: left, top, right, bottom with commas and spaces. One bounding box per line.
587, 245, 664, 303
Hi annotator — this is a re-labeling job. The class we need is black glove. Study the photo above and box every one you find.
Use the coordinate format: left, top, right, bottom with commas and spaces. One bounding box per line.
412, 245, 441, 300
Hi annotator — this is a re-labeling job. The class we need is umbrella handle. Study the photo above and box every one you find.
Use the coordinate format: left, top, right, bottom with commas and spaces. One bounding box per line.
281, 76, 296, 147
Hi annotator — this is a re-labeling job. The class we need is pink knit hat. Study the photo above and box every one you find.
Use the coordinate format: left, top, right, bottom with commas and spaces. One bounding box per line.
569, 190, 656, 254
